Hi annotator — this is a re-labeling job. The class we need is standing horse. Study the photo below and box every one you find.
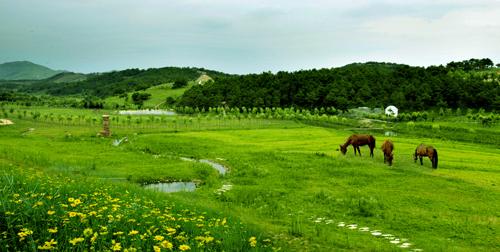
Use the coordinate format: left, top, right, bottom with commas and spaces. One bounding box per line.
381, 140, 394, 166
414, 144, 438, 169
339, 134, 376, 157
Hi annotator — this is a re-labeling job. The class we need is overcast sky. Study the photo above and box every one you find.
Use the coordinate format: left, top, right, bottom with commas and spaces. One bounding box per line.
1, 0, 499, 74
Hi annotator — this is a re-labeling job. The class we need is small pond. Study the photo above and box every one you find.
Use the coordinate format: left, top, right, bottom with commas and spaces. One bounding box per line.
143, 182, 196, 193
118, 110, 176, 115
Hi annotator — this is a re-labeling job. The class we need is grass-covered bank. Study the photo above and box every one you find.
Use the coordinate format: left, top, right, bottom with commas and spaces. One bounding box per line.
1, 107, 499, 251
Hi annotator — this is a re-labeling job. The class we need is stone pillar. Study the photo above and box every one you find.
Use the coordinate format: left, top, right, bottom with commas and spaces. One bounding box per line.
101, 115, 111, 137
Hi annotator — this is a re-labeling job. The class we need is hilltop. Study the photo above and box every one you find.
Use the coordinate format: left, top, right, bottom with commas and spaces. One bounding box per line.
0, 61, 64, 80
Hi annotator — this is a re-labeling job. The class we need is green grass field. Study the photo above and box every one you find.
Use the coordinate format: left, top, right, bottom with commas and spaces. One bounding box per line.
104, 82, 194, 109
1, 107, 499, 251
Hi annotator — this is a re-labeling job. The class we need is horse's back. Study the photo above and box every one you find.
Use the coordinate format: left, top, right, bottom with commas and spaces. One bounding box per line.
351, 134, 375, 144
416, 144, 434, 156
382, 140, 393, 152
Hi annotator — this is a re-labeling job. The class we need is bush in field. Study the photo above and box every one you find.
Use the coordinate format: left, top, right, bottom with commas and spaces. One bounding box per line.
131, 92, 151, 108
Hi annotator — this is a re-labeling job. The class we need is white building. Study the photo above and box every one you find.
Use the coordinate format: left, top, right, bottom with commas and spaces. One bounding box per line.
385, 105, 398, 117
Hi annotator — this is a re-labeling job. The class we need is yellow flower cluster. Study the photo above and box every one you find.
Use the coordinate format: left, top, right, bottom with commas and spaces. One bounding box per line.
1, 166, 272, 251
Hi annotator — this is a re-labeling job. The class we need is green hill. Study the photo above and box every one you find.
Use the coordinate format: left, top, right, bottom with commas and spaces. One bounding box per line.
0, 61, 64, 80
22, 66, 230, 97
44, 72, 89, 83
105, 82, 193, 109
179, 60, 500, 111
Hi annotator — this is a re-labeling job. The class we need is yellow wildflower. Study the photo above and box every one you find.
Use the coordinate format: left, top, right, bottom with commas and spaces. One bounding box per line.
91, 232, 98, 244
249, 236, 257, 247
124, 247, 137, 252
113, 231, 124, 236
83, 228, 93, 237
205, 236, 214, 243
68, 197, 75, 202
154, 235, 164, 241
179, 244, 191, 251
128, 230, 139, 236
37, 239, 57, 250
111, 240, 122, 251
69, 212, 78, 217
33, 201, 44, 207
161, 240, 173, 249
48, 227, 58, 233
47, 210, 55, 215
166, 227, 176, 235
153, 245, 161, 252
17, 228, 33, 241
69, 237, 84, 245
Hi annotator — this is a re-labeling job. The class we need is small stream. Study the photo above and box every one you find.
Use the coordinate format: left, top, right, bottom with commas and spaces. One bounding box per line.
180, 157, 228, 175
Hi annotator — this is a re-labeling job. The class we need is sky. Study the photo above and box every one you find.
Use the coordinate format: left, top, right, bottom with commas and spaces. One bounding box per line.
0, 0, 499, 74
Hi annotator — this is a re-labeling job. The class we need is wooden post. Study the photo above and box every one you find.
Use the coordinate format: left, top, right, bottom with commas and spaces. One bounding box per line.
100, 115, 111, 137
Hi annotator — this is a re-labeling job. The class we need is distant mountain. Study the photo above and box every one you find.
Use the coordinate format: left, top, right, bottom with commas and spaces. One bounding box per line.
0, 61, 64, 80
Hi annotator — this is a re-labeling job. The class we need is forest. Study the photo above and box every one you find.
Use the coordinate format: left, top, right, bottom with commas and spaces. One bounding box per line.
179, 60, 499, 111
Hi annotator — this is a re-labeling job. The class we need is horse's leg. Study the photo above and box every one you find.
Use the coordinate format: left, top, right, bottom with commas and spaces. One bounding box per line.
384, 154, 386, 163
353, 146, 357, 155
370, 146, 374, 158
420, 156, 423, 165
357, 146, 362, 156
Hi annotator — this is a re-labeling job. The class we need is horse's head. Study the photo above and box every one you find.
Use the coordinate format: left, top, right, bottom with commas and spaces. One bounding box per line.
413, 152, 418, 162
339, 145, 347, 155
387, 153, 394, 166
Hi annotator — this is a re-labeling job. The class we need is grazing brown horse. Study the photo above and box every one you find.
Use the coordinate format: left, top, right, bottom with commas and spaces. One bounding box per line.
339, 134, 376, 157
381, 140, 394, 166
414, 144, 438, 169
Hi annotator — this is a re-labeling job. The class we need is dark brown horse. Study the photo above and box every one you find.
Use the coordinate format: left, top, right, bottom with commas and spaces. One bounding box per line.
381, 140, 394, 166
414, 144, 438, 169
339, 134, 376, 157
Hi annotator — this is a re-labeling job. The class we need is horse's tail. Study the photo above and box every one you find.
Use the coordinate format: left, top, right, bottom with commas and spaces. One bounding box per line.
433, 149, 438, 169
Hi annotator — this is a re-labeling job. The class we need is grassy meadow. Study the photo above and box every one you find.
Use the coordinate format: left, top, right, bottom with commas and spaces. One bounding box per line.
1, 106, 499, 251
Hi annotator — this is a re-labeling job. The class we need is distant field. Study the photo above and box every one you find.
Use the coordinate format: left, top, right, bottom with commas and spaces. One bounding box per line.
1, 107, 499, 251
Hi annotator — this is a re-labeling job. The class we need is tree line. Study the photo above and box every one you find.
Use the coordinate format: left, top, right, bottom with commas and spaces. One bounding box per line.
179, 60, 499, 111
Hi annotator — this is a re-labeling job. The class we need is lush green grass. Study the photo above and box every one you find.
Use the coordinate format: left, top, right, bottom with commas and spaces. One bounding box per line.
1, 107, 499, 251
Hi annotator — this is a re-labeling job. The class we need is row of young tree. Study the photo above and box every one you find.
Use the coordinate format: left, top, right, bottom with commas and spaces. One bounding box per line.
179, 61, 499, 111
174, 106, 499, 125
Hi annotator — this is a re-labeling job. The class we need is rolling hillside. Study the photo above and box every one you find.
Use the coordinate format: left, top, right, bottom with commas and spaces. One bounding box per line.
0, 61, 64, 80
21, 66, 229, 97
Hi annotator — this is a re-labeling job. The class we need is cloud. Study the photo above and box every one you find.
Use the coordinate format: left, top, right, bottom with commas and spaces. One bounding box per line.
0, 0, 499, 73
